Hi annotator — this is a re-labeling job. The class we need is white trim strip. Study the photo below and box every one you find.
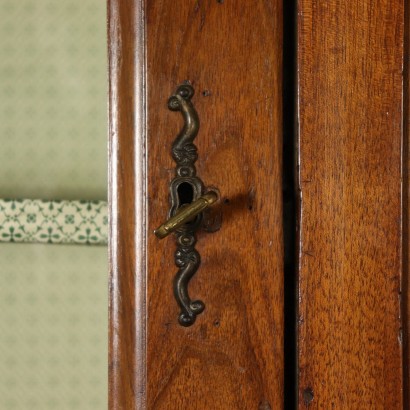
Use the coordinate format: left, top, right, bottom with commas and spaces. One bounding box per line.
0, 199, 108, 245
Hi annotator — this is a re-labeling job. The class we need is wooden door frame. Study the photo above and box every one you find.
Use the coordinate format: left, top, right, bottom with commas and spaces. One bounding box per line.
108, 1, 147, 408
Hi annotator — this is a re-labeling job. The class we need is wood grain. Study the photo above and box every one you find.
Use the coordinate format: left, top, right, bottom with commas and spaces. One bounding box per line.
146, 1, 283, 409
108, 0, 147, 409
404, 0, 410, 405
297, 1, 404, 408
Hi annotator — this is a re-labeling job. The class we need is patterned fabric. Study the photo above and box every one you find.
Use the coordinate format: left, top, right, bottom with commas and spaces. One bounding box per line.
0, 244, 108, 410
0, 199, 108, 245
0, 0, 107, 201
0, 1, 107, 409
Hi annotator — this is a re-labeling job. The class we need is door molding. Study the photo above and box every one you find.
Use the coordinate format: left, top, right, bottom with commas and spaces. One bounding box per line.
108, 0, 147, 408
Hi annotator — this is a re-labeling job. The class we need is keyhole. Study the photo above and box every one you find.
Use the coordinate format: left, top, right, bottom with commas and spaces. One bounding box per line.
177, 182, 194, 206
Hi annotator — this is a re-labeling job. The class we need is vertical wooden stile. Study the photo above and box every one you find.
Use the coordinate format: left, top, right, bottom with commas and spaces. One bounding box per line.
297, 1, 405, 408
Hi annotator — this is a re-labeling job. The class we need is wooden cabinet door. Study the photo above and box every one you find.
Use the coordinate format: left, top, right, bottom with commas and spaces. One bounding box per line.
108, 1, 407, 409
108, 1, 284, 409
297, 0, 405, 408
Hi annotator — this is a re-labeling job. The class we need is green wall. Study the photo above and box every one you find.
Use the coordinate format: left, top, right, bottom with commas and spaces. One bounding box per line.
0, 0, 107, 200
0, 245, 107, 410
0, 1, 108, 408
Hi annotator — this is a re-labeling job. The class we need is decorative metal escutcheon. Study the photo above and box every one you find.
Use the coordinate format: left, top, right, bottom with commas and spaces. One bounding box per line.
154, 83, 219, 327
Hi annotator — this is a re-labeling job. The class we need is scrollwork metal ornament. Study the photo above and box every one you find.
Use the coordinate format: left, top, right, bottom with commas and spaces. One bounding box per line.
163, 83, 213, 326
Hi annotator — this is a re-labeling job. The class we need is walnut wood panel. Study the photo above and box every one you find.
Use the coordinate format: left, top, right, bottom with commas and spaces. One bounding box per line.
297, 1, 404, 408
109, 0, 284, 409
146, 1, 283, 409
